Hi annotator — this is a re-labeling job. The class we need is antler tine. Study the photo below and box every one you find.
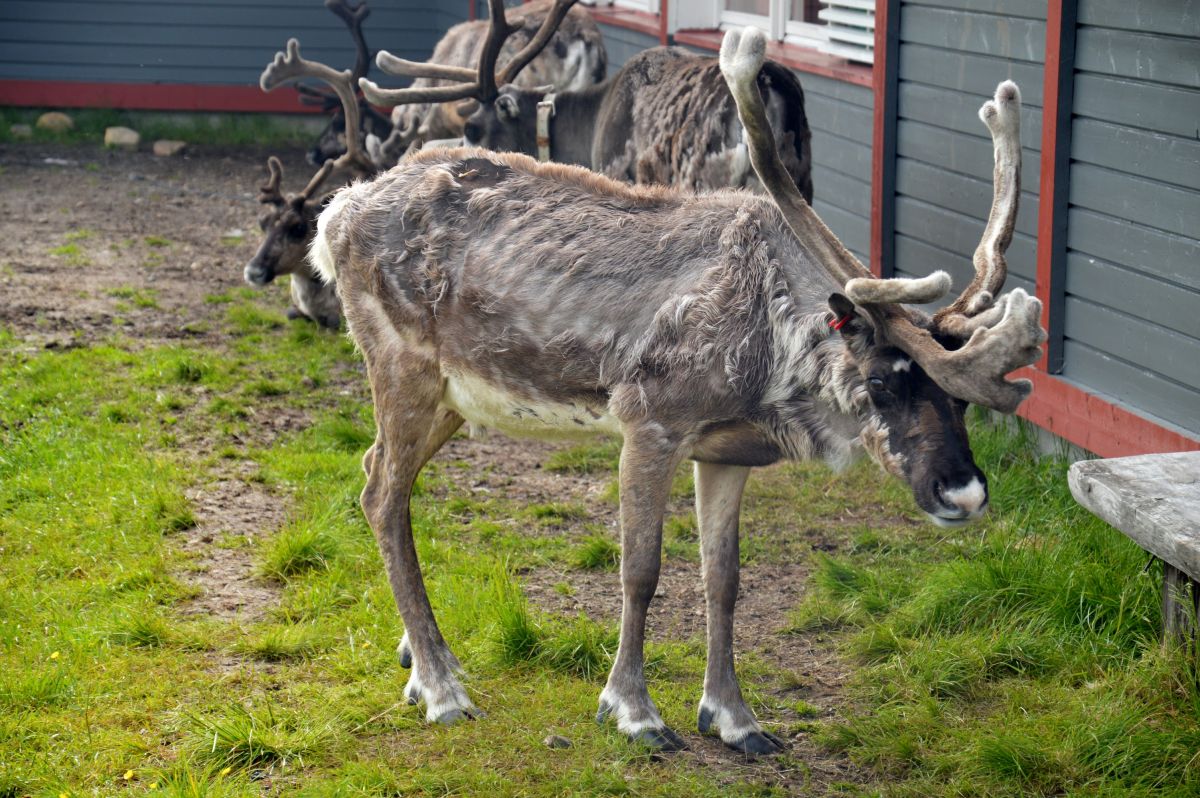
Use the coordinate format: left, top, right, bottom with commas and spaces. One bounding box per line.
932, 81, 1022, 336
258, 156, 285, 205
361, 0, 512, 108
495, 0, 578, 86
261, 39, 371, 196
324, 0, 372, 84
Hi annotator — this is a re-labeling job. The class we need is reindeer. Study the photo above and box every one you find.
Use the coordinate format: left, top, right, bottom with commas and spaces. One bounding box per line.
245, 38, 377, 329
310, 26, 1044, 753
363, 0, 811, 198
371, 0, 607, 164
295, 0, 393, 166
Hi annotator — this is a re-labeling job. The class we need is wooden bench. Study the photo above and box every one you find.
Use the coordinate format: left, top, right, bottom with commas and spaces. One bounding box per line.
1068, 451, 1200, 641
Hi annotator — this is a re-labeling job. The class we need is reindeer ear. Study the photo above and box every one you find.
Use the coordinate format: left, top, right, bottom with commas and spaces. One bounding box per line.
828, 293, 874, 348
496, 94, 520, 120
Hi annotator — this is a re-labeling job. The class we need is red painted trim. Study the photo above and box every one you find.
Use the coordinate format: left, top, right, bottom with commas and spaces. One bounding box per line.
868, 0, 893, 277
468, 0, 476, 22
1015, 369, 1200, 457
1036, 1, 1065, 372
659, 0, 669, 47
586, 5, 664, 41
0, 79, 319, 114
672, 30, 872, 87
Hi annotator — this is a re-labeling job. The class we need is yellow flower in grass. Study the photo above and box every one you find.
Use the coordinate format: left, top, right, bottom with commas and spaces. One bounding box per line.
220, 766, 232, 777
149, 783, 159, 790
123, 769, 134, 780
50, 651, 60, 660
362, 640, 372, 648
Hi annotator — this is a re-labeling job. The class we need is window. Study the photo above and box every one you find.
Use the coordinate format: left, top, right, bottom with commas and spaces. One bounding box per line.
719, 0, 827, 46
580, 0, 660, 15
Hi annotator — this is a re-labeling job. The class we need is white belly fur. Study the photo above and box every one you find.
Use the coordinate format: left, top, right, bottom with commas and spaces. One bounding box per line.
442, 368, 621, 440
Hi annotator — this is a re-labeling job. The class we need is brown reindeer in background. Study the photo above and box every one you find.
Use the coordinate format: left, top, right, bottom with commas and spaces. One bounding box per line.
311, 26, 1043, 753
364, 0, 811, 198
245, 38, 376, 329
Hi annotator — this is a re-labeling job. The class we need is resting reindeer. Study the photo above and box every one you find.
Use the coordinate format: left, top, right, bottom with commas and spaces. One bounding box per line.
372, 0, 606, 164
364, 0, 811, 198
245, 38, 377, 329
312, 27, 1044, 753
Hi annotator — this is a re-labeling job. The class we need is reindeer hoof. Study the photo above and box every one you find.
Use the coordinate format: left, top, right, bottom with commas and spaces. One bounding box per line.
727, 730, 788, 756
399, 648, 412, 668
631, 726, 687, 752
435, 708, 469, 726
286, 306, 305, 321
697, 706, 714, 734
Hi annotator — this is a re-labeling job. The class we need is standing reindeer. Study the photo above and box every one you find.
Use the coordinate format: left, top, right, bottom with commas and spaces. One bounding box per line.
363, 0, 811, 198
312, 27, 1044, 753
296, 0, 394, 165
371, 0, 606, 163
245, 37, 377, 329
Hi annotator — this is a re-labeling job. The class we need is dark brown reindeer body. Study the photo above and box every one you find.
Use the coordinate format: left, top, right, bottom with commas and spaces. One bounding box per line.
317, 28, 1044, 753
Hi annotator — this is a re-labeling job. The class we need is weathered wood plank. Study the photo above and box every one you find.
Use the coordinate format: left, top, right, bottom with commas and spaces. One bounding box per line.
897, 120, 1042, 185
1066, 251, 1200, 340
1067, 208, 1200, 291
802, 72, 875, 109
1076, 26, 1200, 88
813, 201, 870, 258
1078, 0, 1200, 39
1062, 341, 1200, 435
1064, 297, 1200, 392
1068, 452, 1200, 581
900, 6, 1045, 62
897, 158, 1039, 237
810, 130, 872, 184
1071, 118, 1200, 192
1073, 73, 1200, 139
899, 82, 1044, 148
1163, 563, 1200, 641
1069, 162, 1200, 241
898, 43, 1045, 107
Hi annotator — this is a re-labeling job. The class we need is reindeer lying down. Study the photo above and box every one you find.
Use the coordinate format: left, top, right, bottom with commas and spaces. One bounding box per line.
310, 27, 1044, 754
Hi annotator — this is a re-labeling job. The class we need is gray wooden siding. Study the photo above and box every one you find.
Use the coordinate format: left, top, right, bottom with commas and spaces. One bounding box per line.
594, 23, 659, 71
1061, 0, 1200, 435
0, 0, 469, 87
891, 0, 1045, 304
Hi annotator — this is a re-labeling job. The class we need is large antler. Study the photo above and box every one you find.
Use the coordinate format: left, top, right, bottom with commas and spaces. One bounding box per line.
261, 38, 374, 199
259, 156, 286, 205
326, 0, 372, 84
719, 28, 1045, 413
359, 0, 577, 107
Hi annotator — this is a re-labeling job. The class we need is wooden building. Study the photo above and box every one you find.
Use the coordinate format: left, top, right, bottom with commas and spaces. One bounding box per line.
1, 0, 1196, 457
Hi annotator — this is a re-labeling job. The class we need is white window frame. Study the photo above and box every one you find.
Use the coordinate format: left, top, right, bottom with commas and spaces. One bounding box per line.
716, 0, 831, 47
580, 0, 661, 14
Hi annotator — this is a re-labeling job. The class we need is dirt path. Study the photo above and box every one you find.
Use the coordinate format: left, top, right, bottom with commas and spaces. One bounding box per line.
1, 141, 861, 794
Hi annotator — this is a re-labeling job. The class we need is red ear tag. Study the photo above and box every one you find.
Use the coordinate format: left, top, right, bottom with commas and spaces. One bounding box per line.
829, 314, 853, 331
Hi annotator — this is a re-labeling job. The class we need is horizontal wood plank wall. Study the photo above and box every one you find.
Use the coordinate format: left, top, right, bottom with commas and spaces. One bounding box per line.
0, 0, 467, 89
890, 0, 1046, 303
594, 22, 661, 72
806, 74, 874, 267
1060, 0, 1200, 436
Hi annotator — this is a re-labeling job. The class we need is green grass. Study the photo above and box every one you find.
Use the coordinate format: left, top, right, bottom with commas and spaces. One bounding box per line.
2, 282, 1197, 797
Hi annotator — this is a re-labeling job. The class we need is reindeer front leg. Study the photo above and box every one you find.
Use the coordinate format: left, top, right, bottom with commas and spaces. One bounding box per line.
597, 422, 687, 751
694, 461, 787, 754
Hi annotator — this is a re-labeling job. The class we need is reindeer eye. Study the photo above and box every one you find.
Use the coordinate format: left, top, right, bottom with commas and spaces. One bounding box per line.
868, 377, 886, 391
287, 223, 308, 240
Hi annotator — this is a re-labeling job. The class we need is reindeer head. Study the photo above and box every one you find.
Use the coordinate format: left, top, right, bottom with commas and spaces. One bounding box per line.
248, 38, 377, 297
722, 28, 1044, 526
360, 0, 576, 157
245, 156, 326, 286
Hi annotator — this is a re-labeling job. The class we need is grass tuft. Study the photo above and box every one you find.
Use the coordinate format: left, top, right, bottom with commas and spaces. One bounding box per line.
190, 703, 332, 768
545, 439, 620, 474
260, 526, 338, 581
573, 534, 620, 571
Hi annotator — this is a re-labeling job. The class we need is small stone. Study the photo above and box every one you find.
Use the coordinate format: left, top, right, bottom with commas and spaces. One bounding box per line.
153, 139, 187, 157
104, 126, 140, 149
36, 111, 74, 133
9, 123, 32, 139
543, 734, 573, 750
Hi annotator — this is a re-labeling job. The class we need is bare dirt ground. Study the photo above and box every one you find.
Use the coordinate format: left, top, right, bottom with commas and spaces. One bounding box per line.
1, 141, 861, 794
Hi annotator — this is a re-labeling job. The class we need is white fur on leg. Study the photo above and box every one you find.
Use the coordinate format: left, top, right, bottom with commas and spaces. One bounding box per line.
404, 665, 477, 724
597, 684, 666, 736
698, 694, 762, 745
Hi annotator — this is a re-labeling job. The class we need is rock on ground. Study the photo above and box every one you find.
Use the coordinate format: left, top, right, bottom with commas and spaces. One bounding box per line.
153, 139, 188, 157
36, 112, 74, 133
105, 126, 141, 149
